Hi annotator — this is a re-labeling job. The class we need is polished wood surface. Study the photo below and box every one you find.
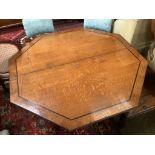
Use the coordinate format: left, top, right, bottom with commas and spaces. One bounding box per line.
0, 19, 21, 28
9, 28, 148, 130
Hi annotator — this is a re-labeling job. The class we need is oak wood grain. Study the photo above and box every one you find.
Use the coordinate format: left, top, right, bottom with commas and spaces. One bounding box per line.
9, 28, 148, 130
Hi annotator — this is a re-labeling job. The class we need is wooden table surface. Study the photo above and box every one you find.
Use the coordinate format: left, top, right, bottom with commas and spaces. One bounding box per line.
9, 28, 148, 130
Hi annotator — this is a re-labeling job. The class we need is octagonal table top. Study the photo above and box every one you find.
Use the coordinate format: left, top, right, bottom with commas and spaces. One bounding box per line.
9, 28, 148, 130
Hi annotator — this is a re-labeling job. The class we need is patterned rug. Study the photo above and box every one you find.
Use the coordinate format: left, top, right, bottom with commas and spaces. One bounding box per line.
0, 26, 24, 41
0, 91, 119, 135
0, 26, 25, 48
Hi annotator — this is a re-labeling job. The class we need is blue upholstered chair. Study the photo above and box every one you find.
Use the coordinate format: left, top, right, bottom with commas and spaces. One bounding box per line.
84, 19, 113, 32
21, 19, 54, 45
22, 19, 54, 37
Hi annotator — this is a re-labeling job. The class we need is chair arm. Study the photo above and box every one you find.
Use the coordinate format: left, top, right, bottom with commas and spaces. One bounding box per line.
20, 36, 34, 47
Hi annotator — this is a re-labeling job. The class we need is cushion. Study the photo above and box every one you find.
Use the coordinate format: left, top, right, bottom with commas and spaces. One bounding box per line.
0, 43, 19, 73
22, 19, 54, 37
113, 19, 138, 43
84, 19, 113, 32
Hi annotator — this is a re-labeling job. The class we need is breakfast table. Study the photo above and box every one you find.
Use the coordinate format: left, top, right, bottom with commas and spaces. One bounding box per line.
9, 28, 147, 130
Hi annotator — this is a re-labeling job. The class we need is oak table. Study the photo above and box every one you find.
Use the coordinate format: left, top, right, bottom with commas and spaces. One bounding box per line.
9, 28, 148, 130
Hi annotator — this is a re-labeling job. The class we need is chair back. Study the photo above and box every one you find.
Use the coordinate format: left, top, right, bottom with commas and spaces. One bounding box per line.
0, 42, 19, 74
22, 19, 55, 38
84, 19, 113, 32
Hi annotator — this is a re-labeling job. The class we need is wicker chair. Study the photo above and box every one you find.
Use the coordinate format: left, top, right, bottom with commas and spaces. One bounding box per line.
0, 42, 19, 94
84, 19, 113, 32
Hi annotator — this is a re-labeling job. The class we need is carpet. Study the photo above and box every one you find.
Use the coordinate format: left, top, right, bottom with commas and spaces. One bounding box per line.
0, 26, 25, 48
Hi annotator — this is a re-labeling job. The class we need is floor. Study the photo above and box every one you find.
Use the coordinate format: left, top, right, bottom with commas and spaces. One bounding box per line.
121, 69, 155, 135
121, 109, 155, 134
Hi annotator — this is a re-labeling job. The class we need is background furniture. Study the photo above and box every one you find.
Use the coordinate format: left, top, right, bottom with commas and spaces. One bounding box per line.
0, 19, 83, 29
0, 42, 19, 93
84, 19, 113, 32
127, 19, 155, 118
9, 28, 147, 130
147, 19, 155, 72
0, 19, 21, 29
0, 20, 83, 49
113, 19, 153, 53
151, 19, 155, 37
21, 19, 55, 46
22, 19, 54, 38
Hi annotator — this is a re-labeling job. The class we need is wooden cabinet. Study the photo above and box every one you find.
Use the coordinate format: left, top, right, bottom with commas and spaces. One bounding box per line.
0, 19, 22, 28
